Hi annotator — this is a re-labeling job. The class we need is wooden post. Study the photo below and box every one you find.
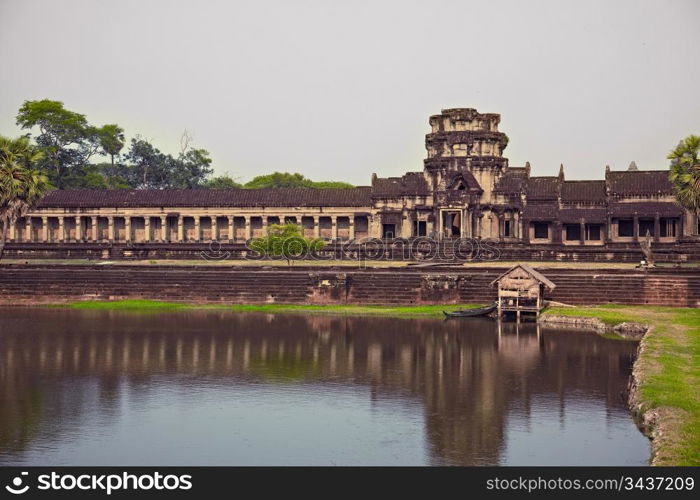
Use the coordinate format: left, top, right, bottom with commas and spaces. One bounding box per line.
497, 283, 502, 317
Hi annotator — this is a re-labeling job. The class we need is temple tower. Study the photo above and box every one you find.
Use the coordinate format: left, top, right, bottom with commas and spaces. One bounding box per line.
424, 108, 509, 201
424, 108, 509, 238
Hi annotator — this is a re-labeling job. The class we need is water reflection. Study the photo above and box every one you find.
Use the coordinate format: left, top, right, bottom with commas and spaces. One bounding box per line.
0, 308, 648, 465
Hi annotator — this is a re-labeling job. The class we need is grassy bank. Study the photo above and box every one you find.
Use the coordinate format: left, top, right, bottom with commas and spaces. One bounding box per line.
544, 305, 700, 465
65, 299, 483, 317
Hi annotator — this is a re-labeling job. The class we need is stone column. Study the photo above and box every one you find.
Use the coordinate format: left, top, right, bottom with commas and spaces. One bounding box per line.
244, 216, 251, 240
262, 216, 268, 235
108, 216, 115, 242
91, 216, 98, 241
498, 213, 505, 241
477, 215, 482, 239
125, 216, 131, 242
75, 216, 82, 241
653, 214, 660, 242
160, 216, 167, 242
7, 219, 16, 242
144, 216, 151, 242
25, 217, 32, 242
42, 216, 49, 242
633, 214, 639, 242
177, 216, 184, 242
552, 221, 562, 244
522, 219, 530, 244
313, 216, 320, 238
579, 220, 585, 245
331, 216, 338, 240
349, 216, 355, 241
228, 216, 234, 243
211, 216, 218, 241
194, 216, 200, 242
58, 217, 65, 242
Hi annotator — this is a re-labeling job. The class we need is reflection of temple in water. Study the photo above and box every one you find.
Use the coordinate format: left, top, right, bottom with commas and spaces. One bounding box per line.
0, 309, 637, 465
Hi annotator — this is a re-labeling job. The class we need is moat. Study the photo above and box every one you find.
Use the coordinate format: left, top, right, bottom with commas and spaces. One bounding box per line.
0, 308, 649, 466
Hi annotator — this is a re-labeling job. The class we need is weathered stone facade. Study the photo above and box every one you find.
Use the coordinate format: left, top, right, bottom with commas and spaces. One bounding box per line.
6, 108, 700, 246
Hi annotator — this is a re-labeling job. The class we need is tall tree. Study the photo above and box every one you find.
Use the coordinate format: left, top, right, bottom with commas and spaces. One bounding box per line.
0, 136, 52, 259
123, 137, 170, 188
15, 99, 109, 188
172, 147, 213, 188
96, 124, 125, 166
249, 223, 325, 266
668, 135, 700, 217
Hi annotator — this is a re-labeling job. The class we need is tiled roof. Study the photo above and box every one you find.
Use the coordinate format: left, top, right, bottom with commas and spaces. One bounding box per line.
561, 181, 606, 202
38, 187, 373, 208
610, 202, 683, 217
559, 208, 607, 223
493, 168, 527, 194
372, 172, 431, 197
527, 177, 559, 201
522, 203, 559, 221
606, 170, 673, 196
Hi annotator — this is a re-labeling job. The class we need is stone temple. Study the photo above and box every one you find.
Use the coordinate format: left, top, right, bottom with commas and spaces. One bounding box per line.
8, 108, 700, 250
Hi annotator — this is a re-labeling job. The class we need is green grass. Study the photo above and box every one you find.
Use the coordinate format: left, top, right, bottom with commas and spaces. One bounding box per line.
637, 308, 700, 465
69, 299, 188, 311
546, 304, 700, 465
62, 299, 484, 317
543, 304, 680, 325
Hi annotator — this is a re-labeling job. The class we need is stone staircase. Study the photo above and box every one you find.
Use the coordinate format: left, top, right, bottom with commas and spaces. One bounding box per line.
0, 265, 698, 307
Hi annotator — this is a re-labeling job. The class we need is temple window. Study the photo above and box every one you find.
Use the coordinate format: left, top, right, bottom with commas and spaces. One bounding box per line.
660, 219, 677, 238
618, 219, 633, 237
413, 220, 427, 237
533, 222, 549, 239
565, 224, 581, 241
382, 224, 396, 239
586, 224, 601, 241
504, 220, 511, 237
639, 219, 654, 238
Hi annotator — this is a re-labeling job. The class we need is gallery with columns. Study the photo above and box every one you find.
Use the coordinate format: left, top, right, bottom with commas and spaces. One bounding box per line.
5, 108, 699, 251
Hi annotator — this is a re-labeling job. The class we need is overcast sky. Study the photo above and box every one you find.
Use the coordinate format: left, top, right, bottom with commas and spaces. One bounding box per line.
1, 0, 698, 185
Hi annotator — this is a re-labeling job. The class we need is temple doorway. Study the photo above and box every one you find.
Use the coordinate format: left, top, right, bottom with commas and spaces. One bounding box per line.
442, 211, 461, 238
382, 224, 396, 239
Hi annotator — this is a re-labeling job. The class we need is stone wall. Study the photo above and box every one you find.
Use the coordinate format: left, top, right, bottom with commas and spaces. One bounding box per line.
0, 265, 698, 307
4, 239, 700, 263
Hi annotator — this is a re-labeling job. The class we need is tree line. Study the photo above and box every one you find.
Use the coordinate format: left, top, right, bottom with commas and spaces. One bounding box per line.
9, 99, 353, 190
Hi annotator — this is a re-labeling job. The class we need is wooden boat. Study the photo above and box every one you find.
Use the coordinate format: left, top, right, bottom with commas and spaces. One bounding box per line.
443, 302, 498, 318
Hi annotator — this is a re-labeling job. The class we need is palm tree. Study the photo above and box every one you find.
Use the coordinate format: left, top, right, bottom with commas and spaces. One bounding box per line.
668, 135, 700, 219
0, 135, 51, 259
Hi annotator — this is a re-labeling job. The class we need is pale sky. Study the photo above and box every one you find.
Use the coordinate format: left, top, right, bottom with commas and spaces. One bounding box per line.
1, 0, 698, 185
